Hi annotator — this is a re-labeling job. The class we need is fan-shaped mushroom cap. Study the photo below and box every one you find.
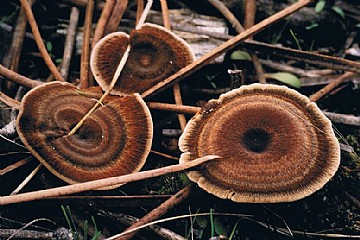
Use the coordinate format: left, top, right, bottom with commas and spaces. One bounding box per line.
179, 83, 340, 203
90, 23, 195, 95
16, 82, 153, 185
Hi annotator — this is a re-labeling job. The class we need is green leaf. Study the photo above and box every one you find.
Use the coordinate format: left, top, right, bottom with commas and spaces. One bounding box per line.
55, 58, 63, 64
195, 216, 209, 229
46, 41, 53, 52
179, 172, 191, 186
214, 217, 228, 237
210, 209, 215, 238
265, 72, 301, 88
230, 50, 252, 61
315, 0, 326, 13
305, 22, 319, 30
332, 6, 345, 18
229, 221, 240, 240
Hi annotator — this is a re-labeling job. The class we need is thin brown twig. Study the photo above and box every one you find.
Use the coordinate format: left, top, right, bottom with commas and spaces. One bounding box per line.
80, 0, 95, 88
141, 0, 315, 99
242, 40, 360, 73
150, 150, 179, 161
92, 0, 115, 50
0, 64, 42, 89
60, 7, 79, 81
244, 0, 256, 30
115, 184, 194, 240
19, 0, 64, 82
105, 0, 128, 34
0, 157, 33, 176
0, 155, 219, 205
309, 71, 356, 102
99, 211, 186, 240
136, 0, 145, 25
147, 102, 200, 115
0, 91, 21, 109
244, 0, 266, 84
2, 0, 34, 95
159, 0, 187, 131
89, 0, 115, 86
208, 0, 244, 33
10, 164, 42, 195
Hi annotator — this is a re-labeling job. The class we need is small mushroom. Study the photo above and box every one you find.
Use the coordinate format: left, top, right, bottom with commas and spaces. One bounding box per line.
90, 23, 195, 95
179, 83, 340, 203
16, 82, 153, 185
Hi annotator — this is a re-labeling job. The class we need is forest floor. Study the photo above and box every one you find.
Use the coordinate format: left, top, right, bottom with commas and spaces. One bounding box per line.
0, 0, 359, 239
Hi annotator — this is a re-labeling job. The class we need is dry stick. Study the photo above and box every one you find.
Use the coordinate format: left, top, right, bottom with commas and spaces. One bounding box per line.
323, 111, 360, 127
68, 0, 153, 136
89, 0, 115, 87
0, 91, 21, 109
60, 7, 79, 81
10, 164, 42, 195
244, 0, 267, 84
19, 0, 64, 82
159, 0, 187, 131
111, 184, 194, 240
242, 40, 360, 74
208, 0, 244, 33
0, 157, 33, 176
2, 0, 33, 94
150, 149, 179, 161
0, 155, 218, 206
0, 64, 42, 89
80, 0, 95, 89
99, 211, 186, 240
91, 0, 115, 50
309, 71, 356, 102
141, 0, 315, 99
136, 0, 145, 25
105, 0, 128, 34
147, 102, 200, 115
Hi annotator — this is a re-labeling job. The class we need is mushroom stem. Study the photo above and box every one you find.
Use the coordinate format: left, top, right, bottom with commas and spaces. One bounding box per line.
140, 0, 314, 99
147, 102, 200, 115
0, 155, 219, 206
68, 45, 131, 136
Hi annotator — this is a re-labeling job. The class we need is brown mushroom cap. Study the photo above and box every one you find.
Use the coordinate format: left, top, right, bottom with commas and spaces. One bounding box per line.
179, 83, 340, 203
16, 82, 153, 185
90, 23, 195, 95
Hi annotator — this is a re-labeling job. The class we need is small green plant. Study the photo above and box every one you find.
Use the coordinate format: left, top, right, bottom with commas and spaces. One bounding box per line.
46, 41, 63, 64
289, 29, 302, 51
264, 72, 301, 89
61, 205, 102, 240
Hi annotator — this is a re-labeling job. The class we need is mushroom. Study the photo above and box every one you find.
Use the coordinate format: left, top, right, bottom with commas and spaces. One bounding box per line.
90, 23, 195, 95
16, 82, 153, 185
179, 83, 340, 203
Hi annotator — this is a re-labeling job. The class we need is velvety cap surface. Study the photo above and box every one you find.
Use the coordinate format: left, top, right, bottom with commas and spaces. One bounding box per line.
179, 83, 340, 203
